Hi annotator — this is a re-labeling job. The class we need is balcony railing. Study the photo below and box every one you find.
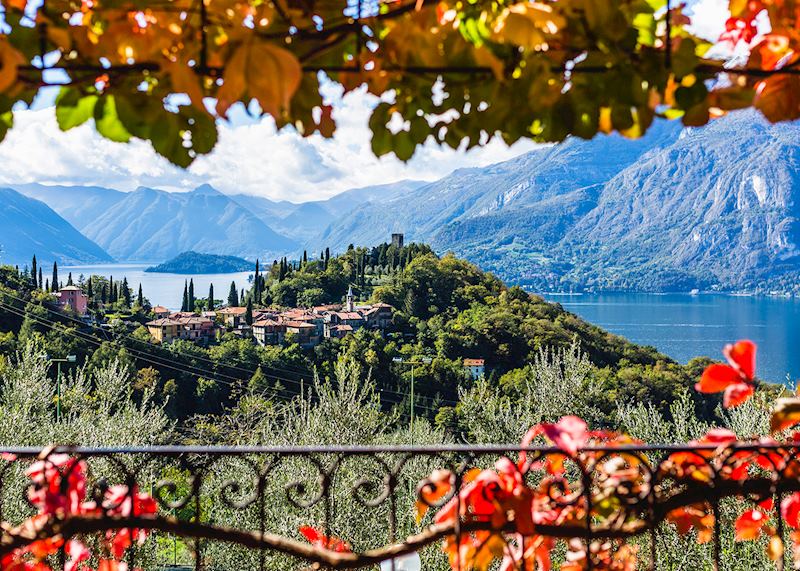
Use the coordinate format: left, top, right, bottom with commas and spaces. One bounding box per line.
0, 443, 797, 570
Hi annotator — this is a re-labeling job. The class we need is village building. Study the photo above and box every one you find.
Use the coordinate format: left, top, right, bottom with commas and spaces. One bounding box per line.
252, 319, 285, 346
146, 318, 182, 343
55, 285, 89, 315
175, 316, 215, 345
216, 306, 248, 327
152, 306, 171, 319
463, 358, 485, 380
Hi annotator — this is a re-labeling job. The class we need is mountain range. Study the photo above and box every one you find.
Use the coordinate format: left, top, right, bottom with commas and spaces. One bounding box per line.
4, 109, 799, 292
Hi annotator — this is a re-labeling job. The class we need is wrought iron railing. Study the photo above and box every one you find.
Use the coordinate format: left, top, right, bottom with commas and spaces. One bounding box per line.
0, 443, 798, 570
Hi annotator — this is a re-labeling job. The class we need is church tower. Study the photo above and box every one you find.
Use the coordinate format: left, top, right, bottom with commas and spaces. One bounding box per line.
346, 285, 354, 312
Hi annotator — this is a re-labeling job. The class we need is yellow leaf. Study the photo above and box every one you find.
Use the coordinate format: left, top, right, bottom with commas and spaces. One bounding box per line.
0, 39, 25, 94
493, 2, 564, 50
767, 535, 784, 561
216, 38, 301, 119
770, 397, 800, 433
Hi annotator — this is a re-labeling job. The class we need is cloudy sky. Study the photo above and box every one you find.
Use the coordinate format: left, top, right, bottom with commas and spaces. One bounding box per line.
0, 0, 728, 203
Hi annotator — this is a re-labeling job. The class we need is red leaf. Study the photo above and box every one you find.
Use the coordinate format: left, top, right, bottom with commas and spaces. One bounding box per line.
696, 363, 741, 393
782, 493, 800, 528
540, 416, 589, 457
724, 340, 756, 380
298, 526, 351, 553
724, 382, 755, 408
735, 509, 768, 541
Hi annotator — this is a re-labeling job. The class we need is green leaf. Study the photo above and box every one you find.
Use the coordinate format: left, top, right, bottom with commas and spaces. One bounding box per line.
0, 110, 12, 143
55, 88, 98, 131
94, 95, 132, 143
393, 131, 415, 161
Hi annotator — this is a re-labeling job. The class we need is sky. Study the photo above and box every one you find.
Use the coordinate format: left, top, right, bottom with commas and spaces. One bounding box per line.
0, 0, 729, 203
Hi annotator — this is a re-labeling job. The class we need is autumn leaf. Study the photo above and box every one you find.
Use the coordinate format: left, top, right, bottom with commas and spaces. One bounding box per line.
493, 2, 565, 50
166, 60, 207, 113
735, 509, 769, 541
216, 38, 301, 119
770, 398, 800, 433
0, 39, 25, 94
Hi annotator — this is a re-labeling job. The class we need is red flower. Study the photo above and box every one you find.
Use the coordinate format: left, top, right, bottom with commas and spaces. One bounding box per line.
695, 340, 757, 407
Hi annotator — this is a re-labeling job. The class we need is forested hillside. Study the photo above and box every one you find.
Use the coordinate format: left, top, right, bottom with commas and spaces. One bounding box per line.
0, 244, 731, 433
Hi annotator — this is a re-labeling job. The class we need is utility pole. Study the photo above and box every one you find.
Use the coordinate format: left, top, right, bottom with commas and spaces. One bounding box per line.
47, 355, 77, 422
392, 357, 432, 443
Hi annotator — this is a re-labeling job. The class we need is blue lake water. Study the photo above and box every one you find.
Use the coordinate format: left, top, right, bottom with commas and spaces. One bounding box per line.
61, 266, 800, 385
62, 263, 253, 312
542, 292, 800, 385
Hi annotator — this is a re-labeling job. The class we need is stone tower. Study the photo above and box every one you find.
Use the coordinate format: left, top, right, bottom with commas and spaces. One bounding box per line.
391, 233, 404, 249
346, 285, 354, 312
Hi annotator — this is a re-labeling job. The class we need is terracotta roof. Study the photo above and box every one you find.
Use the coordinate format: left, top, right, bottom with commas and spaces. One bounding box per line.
253, 319, 282, 327
463, 359, 485, 366
147, 318, 181, 326
283, 320, 316, 329
332, 324, 353, 332
335, 312, 364, 320
153, 306, 170, 313
218, 306, 248, 315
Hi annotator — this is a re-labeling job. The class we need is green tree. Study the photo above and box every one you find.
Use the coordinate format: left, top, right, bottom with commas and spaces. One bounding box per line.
181, 280, 189, 312
37, 267, 42, 290
122, 277, 131, 308
208, 284, 215, 311
227, 281, 238, 307
30, 255, 37, 289
137, 284, 144, 308
245, 297, 253, 326
67, 272, 74, 286
188, 278, 195, 312
51, 262, 58, 292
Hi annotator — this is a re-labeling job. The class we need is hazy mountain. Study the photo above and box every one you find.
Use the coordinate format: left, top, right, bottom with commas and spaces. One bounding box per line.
233, 180, 427, 243
80, 184, 298, 261
0, 188, 114, 265
13, 183, 126, 230
313, 110, 800, 292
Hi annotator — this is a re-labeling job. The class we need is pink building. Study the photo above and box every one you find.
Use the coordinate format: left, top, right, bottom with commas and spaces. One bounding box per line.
56, 286, 89, 315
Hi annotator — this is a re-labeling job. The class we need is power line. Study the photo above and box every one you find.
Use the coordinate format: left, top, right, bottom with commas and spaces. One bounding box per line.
0, 288, 461, 406
0, 297, 455, 414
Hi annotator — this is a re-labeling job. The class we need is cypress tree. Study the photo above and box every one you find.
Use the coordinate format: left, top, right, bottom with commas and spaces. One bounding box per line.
241, 288, 245, 304
302, 250, 307, 265
254, 260, 261, 301
111, 282, 118, 303
45, 278, 50, 291
101, 283, 107, 304
137, 284, 144, 307
278, 259, 286, 282
67, 272, 74, 286
245, 297, 253, 325
188, 278, 195, 312
181, 280, 189, 312
51, 262, 58, 292
325, 247, 330, 269
109, 276, 114, 301
228, 281, 238, 307
31, 256, 37, 288
122, 277, 131, 307
87, 276, 93, 298
38, 267, 43, 290
208, 283, 215, 311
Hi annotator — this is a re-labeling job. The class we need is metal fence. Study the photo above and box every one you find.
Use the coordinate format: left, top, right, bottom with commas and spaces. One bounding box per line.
0, 443, 797, 570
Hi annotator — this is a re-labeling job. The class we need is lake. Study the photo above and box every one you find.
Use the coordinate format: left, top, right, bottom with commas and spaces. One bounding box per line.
542, 292, 800, 385
63, 263, 253, 312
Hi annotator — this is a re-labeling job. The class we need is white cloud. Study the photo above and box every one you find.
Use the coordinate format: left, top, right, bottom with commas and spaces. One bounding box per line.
686, 0, 729, 42
0, 81, 539, 202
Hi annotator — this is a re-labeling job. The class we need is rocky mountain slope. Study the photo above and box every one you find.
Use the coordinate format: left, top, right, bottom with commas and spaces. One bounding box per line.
309, 110, 800, 292
0, 188, 114, 265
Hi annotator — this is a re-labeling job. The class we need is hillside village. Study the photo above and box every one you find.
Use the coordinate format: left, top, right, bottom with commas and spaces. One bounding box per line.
144, 286, 393, 349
